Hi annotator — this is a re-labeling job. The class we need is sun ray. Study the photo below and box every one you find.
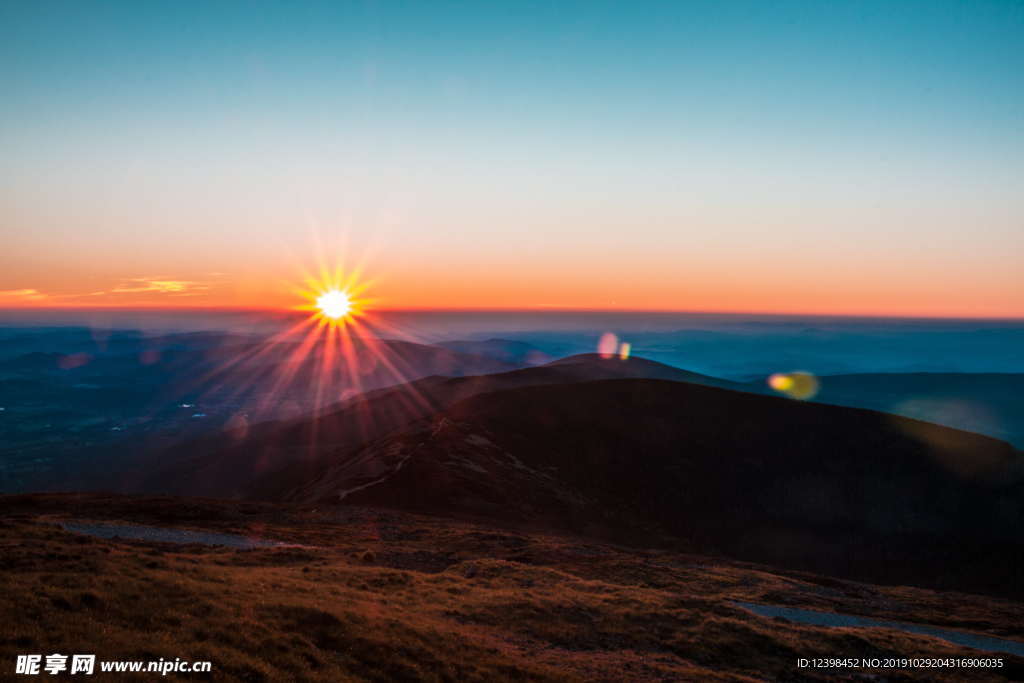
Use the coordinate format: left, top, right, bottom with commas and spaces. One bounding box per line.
162, 249, 450, 472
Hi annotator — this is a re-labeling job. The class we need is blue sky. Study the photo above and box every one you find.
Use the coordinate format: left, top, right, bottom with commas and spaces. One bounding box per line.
1, 1, 1022, 315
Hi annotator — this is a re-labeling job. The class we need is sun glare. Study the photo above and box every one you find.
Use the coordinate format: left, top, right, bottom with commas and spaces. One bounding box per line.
190, 257, 430, 428
316, 289, 352, 320
293, 265, 369, 326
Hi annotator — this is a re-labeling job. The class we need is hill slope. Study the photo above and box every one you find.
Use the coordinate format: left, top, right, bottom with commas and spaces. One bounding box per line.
132, 355, 750, 498
284, 378, 1024, 595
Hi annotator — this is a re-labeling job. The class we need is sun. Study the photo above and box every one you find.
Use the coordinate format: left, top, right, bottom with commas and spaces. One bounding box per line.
292, 264, 371, 328
316, 289, 352, 320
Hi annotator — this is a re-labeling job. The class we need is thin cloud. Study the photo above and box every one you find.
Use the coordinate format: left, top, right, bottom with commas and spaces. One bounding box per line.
108, 277, 212, 295
1, 278, 221, 305
0, 288, 48, 301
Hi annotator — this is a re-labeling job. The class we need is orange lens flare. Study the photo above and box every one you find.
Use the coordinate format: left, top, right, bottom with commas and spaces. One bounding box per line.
768, 371, 820, 400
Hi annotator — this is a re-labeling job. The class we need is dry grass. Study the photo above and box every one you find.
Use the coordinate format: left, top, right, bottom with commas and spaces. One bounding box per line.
0, 494, 1022, 681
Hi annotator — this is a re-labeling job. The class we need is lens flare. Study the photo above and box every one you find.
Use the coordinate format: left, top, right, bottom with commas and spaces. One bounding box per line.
597, 332, 619, 359
768, 371, 820, 400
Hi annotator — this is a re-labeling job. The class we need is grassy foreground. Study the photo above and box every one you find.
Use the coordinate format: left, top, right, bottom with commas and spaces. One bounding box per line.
1, 494, 1022, 681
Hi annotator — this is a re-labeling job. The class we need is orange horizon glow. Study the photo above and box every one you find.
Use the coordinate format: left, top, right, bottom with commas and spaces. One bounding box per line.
2, 260, 1023, 321
2, 253, 1024, 321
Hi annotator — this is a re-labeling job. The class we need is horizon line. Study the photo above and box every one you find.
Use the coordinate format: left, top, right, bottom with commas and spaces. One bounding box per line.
1, 304, 1023, 323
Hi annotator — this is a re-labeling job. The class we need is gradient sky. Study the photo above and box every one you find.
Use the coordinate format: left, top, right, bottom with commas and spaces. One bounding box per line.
1, 0, 1022, 316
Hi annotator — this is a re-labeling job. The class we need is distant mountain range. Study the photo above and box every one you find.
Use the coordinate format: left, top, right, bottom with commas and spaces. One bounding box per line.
437, 338, 554, 366
802, 372, 1024, 448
